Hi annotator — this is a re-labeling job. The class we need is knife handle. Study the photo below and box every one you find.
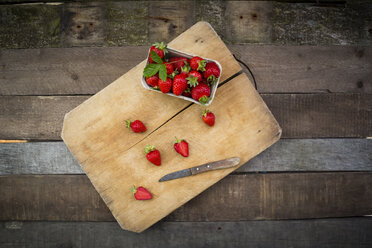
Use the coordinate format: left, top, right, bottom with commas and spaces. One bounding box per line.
190, 157, 240, 175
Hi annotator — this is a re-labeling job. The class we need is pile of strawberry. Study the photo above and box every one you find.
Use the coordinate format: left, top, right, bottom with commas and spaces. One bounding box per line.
143, 42, 221, 105
126, 109, 215, 200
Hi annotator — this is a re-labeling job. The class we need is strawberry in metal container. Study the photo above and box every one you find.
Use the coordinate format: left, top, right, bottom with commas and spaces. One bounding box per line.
173, 73, 188, 96
169, 57, 189, 72
203, 62, 220, 84
148, 42, 167, 63
189, 56, 206, 72
126, 120, 147, 133
158, 78, 172, 93
145, 74, 159, 88
191, 82, 211, 105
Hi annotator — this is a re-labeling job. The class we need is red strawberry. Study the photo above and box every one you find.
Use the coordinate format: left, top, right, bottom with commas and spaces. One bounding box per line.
190, 56, 206, 72
148, 42, 167, 63
169, 57, 188, 72
203, 62, 220, 84
202, 109, 215, 126
145, 74, 159, 87
188, 71, 202, 83
191, 82, 211, 104
182, 87, 192, 97
144, 145, 161, 166
173, 73, 188, 96
173, 137, 189, 157
131, 186, 152, 200
126, 120, 146, 133
158, 78, 172, 93
164, 62, 174, 75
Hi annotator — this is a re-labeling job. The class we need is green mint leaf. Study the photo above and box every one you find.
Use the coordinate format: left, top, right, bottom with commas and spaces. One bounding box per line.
143, 64, 160, 77
151, 51, 163, 64
158, 64, 167, 81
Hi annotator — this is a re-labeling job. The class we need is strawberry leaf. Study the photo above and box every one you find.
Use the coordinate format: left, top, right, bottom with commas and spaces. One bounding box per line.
151, 50, 163, 64
158, 64, 167, 81
143, 64, 160, 78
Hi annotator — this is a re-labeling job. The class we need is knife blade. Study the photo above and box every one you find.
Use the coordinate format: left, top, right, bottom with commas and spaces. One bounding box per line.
159, 157, 240, 182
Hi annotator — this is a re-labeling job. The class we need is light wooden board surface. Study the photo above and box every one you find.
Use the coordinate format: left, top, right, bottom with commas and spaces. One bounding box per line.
1, 139, 371, 175
62, 71, 280, 232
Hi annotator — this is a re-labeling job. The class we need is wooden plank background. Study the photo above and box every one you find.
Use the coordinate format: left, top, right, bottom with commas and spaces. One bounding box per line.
0, 0, 371, 246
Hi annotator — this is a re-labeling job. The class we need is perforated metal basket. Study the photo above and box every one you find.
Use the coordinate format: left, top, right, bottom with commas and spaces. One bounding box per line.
141, 47, 222, 106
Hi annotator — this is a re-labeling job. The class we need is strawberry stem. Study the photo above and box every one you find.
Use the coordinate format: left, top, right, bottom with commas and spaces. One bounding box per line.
130, 185, 137, 195
125, 120, 131, 128
144, 145, 156, 154
203, 109, 210, 117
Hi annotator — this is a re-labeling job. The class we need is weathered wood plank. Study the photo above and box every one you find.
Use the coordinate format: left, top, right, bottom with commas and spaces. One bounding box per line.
262, 93, 372, 138
1, 139, 371, 175
0, 93, 370, 140
1, 46, 370, 95
1, 219, 372, 248
61, 2, 106, 47
1, 173, 371, 221
232, 45, 372, 93
0, 2, 371, 48
0, 3, 61, 49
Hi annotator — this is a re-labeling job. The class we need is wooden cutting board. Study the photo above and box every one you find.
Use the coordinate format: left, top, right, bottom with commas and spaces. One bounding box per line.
61, 22, 281, 233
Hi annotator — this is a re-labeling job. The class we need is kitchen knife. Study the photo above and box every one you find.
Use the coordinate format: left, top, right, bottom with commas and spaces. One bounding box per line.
159, 157, 240, 182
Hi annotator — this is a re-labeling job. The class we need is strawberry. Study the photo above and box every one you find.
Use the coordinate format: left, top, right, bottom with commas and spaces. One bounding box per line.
148, 42, 167, 63
173, 73, 188, 96
131, 186, 152, 200
190, 56, 206, 72
145, 74, 159, 88
173, 137, 189, 157
169, 57, 188, 72
180, 62, 191, 75
126, 120, 146, 133
182, 87, 192, 97
191, 82, 211, 104
158, 78, 172, 93
164, 62, 174, 75
202, 109, 215, 126
203, 62, 220, 84
188, 71, 202, 83
144, 145, 161, 166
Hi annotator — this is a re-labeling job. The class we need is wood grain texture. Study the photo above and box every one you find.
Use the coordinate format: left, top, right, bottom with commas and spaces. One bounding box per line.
61, 2, 105, 47
1, 139, 371, 175
263, 93, 372, 138
0, 2, 371, 48
1, 45, 370, 95
62, 72, 280, 232
0, 93, 370, 140
232, 45, 372, 93
1, 219, 372, 248
1, 173, 372, 222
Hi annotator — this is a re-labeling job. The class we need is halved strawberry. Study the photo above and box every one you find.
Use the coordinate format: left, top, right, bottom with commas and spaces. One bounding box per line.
173, 137, 189, 157
131, 186, 152, 200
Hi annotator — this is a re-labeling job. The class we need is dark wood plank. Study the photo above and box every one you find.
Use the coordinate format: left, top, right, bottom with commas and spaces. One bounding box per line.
1, 139, 371, 175
1, 218, 372, 248
262, 93, 372, 138
1, 173, 371, 221
0, 2, 371, 48
1, 46, 370, 95
232, 45, 372, 93
0, 47, 148, 95
0, 93, 370, 140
